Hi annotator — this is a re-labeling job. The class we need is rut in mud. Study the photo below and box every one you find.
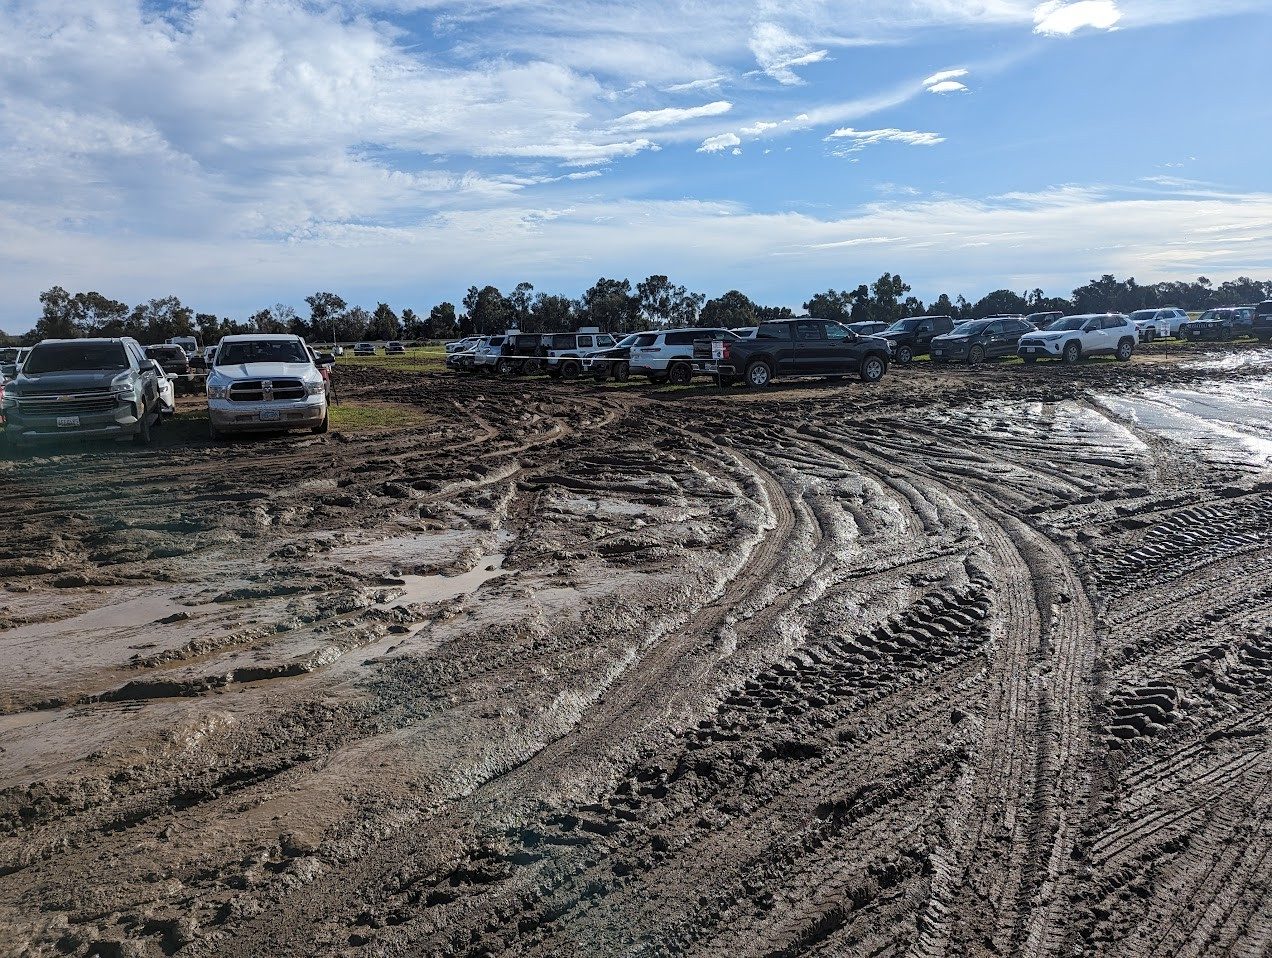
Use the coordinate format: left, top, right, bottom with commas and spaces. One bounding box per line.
1, 347, 1270, 958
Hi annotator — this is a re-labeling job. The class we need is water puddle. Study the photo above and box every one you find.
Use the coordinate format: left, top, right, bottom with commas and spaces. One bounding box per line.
386, 553, 511, 608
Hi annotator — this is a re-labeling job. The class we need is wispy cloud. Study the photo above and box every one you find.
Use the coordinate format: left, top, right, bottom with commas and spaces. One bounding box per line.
824, 128, 946, 153
610, 100, 732, 131
1033, 1, 1123, 36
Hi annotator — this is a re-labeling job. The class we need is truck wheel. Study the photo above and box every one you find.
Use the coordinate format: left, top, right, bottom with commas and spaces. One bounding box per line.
133, 406, 153, 446
859, 355, 886, 383
1116, 338, 1135, 361
496, 358, 515, 375
968, 345, 985, 365
312, 411, 330, 434
1062, 342, 1081, 364
1143, 328, 1156, 344
746, 361, 773, 388
895, 344, 913, 365
668, 363, 692, 386
613, 361, 630, 382
560, 360, 580, 380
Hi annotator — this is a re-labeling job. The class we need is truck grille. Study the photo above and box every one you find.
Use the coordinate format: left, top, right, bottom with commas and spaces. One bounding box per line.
229, 379, 306, 402
17, 389, 118, 415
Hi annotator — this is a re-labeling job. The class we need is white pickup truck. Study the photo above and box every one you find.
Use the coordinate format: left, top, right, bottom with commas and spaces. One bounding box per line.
199, 334, 332, 439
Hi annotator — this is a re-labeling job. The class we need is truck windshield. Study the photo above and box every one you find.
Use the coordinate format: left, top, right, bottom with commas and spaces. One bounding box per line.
884, 319, 924, 333
216, 340, 310, 365
23, 342, 129, 374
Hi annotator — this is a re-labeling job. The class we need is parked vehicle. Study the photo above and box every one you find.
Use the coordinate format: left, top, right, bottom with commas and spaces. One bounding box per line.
1016, 314, 1136, 364
472, 335, 509, 374
445, 336, 480, 354
543, 328, 617, 379
879, 315, 955, 364
1025, 311, 1064, 330
445, 337, 486, 372
1128, 307, 1188, 342
705, 318, 890, 387
847, 321, 889, 336
166, 336, 200, 357
730, 326, 758, 340
0, 347, 30, 381
591, 327, 738, 384
1253, 301, 1272, 343
930, 316, 1035, 365
385, 341, 406, 355
2, 338, 164, 450
1181, 307, 1255, 342
144, 344, 196, 394
584, 332, 654, 382
492, 333, 549, 376
196, 334, 331, 438
156, 366, 176, 416
306, 345, 337, 402
353, 342, 376, 356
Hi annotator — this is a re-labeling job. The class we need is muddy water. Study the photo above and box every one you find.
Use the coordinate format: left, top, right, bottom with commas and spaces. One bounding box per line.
1, 354, 1270, 958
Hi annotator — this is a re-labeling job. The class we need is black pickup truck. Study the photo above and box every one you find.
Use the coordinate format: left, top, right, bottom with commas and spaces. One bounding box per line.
1254, 301, 1272, 343
694, 318, 891, 387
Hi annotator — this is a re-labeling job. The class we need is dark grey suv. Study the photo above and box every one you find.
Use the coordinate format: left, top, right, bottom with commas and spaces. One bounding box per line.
2, 338, 164, 451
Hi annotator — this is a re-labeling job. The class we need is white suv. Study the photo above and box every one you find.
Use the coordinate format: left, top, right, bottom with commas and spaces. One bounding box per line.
1128, 307, 1187, 341
1017, 314, 1137, 364
544, 329, 617, 379
598, 327, 738, 384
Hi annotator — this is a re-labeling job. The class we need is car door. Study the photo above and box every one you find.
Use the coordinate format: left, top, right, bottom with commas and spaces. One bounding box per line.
755, 322, 795, 374
822, 321, 861, 372
1000, 318, 1030, 356
793, 320, 827, 375
978, 320, 1004, 358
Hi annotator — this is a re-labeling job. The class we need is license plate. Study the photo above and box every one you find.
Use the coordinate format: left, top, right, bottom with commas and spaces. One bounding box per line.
57, 416, 80, 428
1026, 348, 1038, 354
258, 409, 280, 422
933, 350, 943, 356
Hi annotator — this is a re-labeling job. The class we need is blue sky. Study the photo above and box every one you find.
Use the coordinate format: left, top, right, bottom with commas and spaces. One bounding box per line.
1, 0, 1270, 332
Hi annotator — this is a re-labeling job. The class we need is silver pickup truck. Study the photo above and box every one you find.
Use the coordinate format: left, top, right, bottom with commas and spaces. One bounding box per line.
197, 334, 332, 439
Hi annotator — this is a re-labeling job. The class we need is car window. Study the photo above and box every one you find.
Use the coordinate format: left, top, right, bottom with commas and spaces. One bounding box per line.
665, 331, 697, 346
577, 336, 594, 348
825, 323, 853, 341
757, 322, 791, 340
1101, 316, 1123, 329
984, 321, 1003, 335
794, 321, 826, 342
596, 335, 615, 348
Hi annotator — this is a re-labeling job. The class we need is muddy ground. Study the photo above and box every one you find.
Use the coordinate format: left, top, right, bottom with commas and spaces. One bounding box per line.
1, 345, 1270, 958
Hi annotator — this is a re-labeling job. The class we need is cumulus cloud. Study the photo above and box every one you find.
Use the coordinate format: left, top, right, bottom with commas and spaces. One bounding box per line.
1033, 1, 1123, 35
698, 132, 742, 153
610, 100, 732, 131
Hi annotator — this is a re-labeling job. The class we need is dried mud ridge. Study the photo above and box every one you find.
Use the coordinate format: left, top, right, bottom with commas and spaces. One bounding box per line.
1, 347, 1270, 957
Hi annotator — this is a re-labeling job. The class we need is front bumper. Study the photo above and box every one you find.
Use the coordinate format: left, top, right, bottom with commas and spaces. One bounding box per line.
1018, 340, 1063, 358
5, 400, 142, 441
209, 396, 326, 432
930, 342, 969, 360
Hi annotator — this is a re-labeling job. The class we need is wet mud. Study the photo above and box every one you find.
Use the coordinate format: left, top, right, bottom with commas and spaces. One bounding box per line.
1, 343, 1270, 957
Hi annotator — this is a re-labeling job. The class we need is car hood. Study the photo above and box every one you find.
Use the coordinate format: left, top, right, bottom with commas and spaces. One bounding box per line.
931, 333, 971, 344
13, 369, 132, 393
1023, 330, 1068, 340
211, 362, 318, 381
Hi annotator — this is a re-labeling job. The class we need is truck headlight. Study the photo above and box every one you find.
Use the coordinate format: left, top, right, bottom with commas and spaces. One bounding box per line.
305, 380, 325, 396
207, 382, 229, 400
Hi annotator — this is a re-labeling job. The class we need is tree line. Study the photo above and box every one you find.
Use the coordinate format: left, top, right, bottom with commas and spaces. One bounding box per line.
5, 273, 1271, 347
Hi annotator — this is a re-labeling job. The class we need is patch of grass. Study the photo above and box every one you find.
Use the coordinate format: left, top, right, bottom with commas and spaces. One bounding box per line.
329, 401, 429, 432
336, 346, 448, 374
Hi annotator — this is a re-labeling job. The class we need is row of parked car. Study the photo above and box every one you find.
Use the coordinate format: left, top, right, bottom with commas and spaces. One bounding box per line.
442, 301, 1272, 388
1, 334, 336, 452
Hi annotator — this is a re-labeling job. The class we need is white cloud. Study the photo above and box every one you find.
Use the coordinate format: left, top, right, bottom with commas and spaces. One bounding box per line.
824, 128, 946, 152
740, 121, 780, 136
610, 100, 732, 131
748, 22, 829, 85
923, 69, 969, 87
1033, 1, 1123, 35
698, 132, 742, 153
927, 80, 969, 94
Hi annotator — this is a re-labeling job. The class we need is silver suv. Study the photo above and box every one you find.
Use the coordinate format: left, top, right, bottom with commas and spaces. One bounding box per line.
2, 338, 163, 451
199, 334, 331, 438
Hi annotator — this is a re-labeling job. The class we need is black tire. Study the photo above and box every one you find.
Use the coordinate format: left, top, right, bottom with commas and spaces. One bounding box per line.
668, 363, 692, 386
1022, 355, 1037, 365
312, 411, 329, 434
593, 366, 610, 383
1062, 341, 1081, 364
968, 345, 985, 366
496, 358, 515, 376
859, 354, 886, 383
133, 405, 153, 446
1115, 338, 1135, 361
613, 361, 630, 382
1143, 328, 1156, 344
560, 360, 580, 380
895, 344, 914, 365
745, 360, 773, 388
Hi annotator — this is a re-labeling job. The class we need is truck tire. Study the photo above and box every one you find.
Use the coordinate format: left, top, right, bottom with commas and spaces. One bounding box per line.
1062, 341, 1081, 364
745, 360, 773, 388
859, 354, 886, 383
496, 358, 515, 375
613, 361, 630, 382
1142, 328, 1155, 344
133, 405, 153, 446
1116, 338, 1135, 361
894, 344, 913, 365
668, 363, 692, 386
312, 411, 330, 434
560, 360, 580, 380
968, 345, 985, 365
